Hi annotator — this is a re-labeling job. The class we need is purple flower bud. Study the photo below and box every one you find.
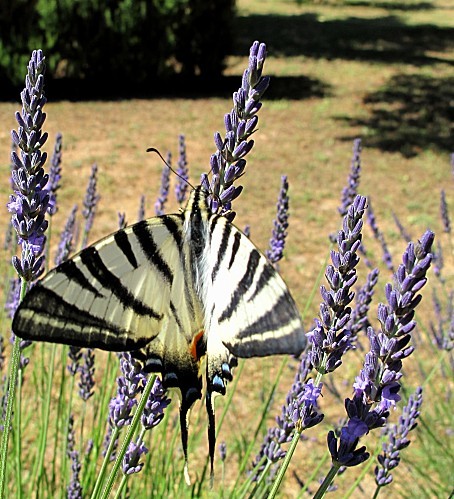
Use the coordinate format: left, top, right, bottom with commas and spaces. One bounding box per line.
122, 439, 148, 475
214, 131, 224, 151
219, 442, 227, 462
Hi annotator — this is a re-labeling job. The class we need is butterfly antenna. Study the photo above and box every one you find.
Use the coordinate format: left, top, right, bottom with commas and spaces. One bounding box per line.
147, 147, 195, 190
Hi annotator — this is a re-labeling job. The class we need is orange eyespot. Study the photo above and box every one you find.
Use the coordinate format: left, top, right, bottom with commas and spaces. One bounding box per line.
189, 330, 205, 361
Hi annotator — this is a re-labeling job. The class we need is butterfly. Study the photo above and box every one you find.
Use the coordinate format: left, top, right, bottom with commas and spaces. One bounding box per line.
12, 185, 306, 481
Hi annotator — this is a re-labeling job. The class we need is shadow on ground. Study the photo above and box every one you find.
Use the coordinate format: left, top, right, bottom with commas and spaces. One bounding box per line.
2, 73, 331, 103
234, 13, 453, 65
336, 73, 454, 157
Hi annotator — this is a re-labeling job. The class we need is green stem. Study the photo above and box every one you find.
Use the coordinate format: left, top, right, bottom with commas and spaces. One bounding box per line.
313, 464, 341, 499
33, 343, 56, 490
0, 278, 27, 498
14, 367, 23, 499
372, 485, 382, 499
267, 429, 300, 499
99, 374, 156, 499
90, 426, 121, 499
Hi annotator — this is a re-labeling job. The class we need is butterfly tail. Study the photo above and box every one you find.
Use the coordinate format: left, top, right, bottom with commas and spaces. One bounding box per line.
180, 400, 192, 485
206, 390, 216, 487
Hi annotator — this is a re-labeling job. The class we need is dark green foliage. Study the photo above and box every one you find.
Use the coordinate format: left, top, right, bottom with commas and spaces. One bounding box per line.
0, 0, 235, 92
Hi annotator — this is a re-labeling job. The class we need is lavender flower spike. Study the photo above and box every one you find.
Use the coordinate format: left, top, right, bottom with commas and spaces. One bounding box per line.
440, 189, 451, 233
122, 439, 148, 475
78, 348, 95, 401
67, 415, 83, 498
141, 376, 171, 430
203, 41, 270, 220
108, 353, 146, 429
81, 163, 100, 248
155, 152, 171, 216
339, 138, 361, 216
326, 231, 434, 480
46, 132, 63, 216
266, 175, 290, 265
375, 387, 423, 487
307, 195, 368, 374
55, 205, 77, 266
7, 49, 49, 282
175, 135, 189, 205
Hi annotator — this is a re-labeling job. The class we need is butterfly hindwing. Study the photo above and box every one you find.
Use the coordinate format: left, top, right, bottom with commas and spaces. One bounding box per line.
203, 213, 306, 359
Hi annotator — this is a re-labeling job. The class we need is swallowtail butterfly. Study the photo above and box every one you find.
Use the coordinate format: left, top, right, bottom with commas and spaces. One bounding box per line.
13, 186, 306, 480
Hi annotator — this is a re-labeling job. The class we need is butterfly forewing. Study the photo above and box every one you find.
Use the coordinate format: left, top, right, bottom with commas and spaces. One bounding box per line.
13, 214, 197, 351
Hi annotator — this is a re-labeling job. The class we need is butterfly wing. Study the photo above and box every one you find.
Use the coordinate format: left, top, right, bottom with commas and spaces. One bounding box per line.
13, 212, 209, 481
13, 215, 198, 351
203, 214, 306, 360
195, 212, 306, 479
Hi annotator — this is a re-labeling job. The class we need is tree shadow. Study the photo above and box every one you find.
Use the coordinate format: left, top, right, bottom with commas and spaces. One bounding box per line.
341, 1, 435, 11
1, 73, 330, 102
233, 13, 453, 65
336, 73, 453, 157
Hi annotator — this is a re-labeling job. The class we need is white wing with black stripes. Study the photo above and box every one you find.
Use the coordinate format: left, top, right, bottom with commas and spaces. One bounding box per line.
12, 185, 306, 482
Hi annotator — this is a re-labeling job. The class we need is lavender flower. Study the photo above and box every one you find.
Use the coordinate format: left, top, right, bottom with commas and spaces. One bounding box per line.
0, 339, 5, 373
46, 132, 62, 216
175, 135, 189, 204
118, 212, 126, 229
219, 442, 227, 462
328, 231, 434, 473
141, 376, 170, 430
4, 278, 21, 319
431, 290, 453, 351
202, 41, 269, 221
155, 153, 171, 216
67, 415, 83, 498
81, 163, 100, 248
67, 346, 82, 376
7, 49, 49, 282
251, 355, 316, 475
78, 349, 95, 401
55, 205, 77, 266
108, 353, 146, 428
266, 176, 290, 265
440, 189, 451, 233
307, 195, 368, 374
338, 139, 361, 217
137, 194, 146, 221
375, 386, 423, 487
122, 439, 148, 475
432, 240, 444, 279
367, 200, 393, 272
392, 212, 412, 243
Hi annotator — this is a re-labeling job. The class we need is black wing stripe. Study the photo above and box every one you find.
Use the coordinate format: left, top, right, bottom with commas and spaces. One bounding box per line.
162, 215, 184, 251
228, 231, 241, 270
114, 230, 138, 269
132, 221, 173, 285
162, 215, 197, 319
81, 247, 162, 319
247, 262, 275, 302
170, 301, 184, 331
236, 290, 298, 339
58, 259, 104, 297
218, 249, 261, 323
13, 286, 149, 350
211, 219, 231, 282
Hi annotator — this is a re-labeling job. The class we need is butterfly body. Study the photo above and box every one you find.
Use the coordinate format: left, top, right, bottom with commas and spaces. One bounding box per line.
13, 186, 306, 480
